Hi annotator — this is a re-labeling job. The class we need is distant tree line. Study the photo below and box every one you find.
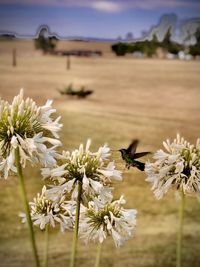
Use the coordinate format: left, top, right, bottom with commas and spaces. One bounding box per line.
111, 26, 200, 57
33, 25, 200, 58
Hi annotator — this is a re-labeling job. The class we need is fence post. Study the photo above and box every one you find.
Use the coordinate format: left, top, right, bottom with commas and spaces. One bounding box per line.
67, 55, 71, 70
12, 48, 17, 67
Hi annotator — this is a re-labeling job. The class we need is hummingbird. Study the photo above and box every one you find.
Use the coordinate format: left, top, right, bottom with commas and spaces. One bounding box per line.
119, 139, 150, 171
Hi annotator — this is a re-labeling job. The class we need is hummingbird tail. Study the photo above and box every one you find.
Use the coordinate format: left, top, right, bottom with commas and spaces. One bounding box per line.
134, 161, 145, 171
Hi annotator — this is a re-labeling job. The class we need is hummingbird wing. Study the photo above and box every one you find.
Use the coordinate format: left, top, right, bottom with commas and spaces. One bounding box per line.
133, 152, 151, 159
127, 139, 139, 156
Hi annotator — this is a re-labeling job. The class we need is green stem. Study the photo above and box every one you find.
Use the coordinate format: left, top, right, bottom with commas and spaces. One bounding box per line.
95, 242, 102, 267
15, 147, 40, 267
70, 181, 83, 267
43, 224, 49, 267
176, 190, 185, 267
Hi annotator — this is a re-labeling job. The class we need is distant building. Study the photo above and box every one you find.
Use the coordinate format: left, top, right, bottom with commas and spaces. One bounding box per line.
178, 51, 193, 60
53, 49, 102, 57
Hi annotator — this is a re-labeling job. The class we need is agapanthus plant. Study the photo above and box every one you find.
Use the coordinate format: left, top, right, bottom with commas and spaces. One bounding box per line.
0, 89, 62, 178
79, 195, 137, 267
0, 90, 62, 267
145, 134, 200, 267
145, 134, 200, 200
42, 139, 122, 267
21, 185, 76, 267
21, 185, 75, 232
42, 139, 122, 202
79, 195, 137, 247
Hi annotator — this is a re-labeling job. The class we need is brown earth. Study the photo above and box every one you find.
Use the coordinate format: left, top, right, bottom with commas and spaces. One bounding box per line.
0, 40, 200, 267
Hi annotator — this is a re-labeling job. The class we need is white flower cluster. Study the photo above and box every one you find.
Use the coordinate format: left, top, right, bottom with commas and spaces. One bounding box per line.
21, 186, 76, 232
145, 134, 200, 200
42, 139, 122, 202
79, 195, 137, 247
1, 91, 136, 243
0, 89, 62, 178
40, 140, 137, 245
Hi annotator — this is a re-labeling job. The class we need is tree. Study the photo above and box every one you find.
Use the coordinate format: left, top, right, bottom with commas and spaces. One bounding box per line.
161, 26, 172, 49
111, 43, 128, 56
34, 26, 58, 54
189, 27, 200, 56
168, 42, 182, 55
194, 27, 200, 45
152, 33, 158, 44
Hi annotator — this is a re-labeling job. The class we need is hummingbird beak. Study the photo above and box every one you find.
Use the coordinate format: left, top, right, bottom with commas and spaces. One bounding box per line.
110, 149, 118, 152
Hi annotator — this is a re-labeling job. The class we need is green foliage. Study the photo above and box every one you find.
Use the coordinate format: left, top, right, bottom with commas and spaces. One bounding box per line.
34, 27, 58, 54
143, 41, 157, 57
189, 45, 200, 56
161, 27, 182, 55
111, 40, 157, 57
189, 27, 200, 56
161, 27, 172, 49
168, 43, 182, 55
111, 43, 129, 56
152, 33, 159, 44
194, 27, 200, 45
111, 27, 184, 57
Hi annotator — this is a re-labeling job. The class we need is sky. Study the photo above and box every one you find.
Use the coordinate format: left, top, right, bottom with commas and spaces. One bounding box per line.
0, 0, 200, 39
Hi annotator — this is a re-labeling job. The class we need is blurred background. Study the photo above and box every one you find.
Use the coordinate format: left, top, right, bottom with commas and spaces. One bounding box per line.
0, 0, 200, 266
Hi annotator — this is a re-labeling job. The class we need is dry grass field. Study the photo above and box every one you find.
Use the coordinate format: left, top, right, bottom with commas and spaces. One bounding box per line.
0, 40, 200, 267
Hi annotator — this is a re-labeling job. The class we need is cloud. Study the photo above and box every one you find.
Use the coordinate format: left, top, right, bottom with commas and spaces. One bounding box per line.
1, 0, 200, 11
91, 1, 123, 13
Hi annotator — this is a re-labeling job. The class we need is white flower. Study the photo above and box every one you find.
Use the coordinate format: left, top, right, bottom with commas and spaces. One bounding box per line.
79, 195, 137, 247
0, 89, 62, 178
0, 150, 16, 178
98, 186, 113, 203
145, 134, 200, 200
42, 116, 62, 139
42, 140, 122, 202
20, 185, 75, 232
93, 144, 110, 160
41, 164, 67, 179
98, 162, 122, 181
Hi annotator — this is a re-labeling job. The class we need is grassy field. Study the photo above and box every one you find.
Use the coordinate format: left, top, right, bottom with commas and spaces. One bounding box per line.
0, 40, 200, 267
